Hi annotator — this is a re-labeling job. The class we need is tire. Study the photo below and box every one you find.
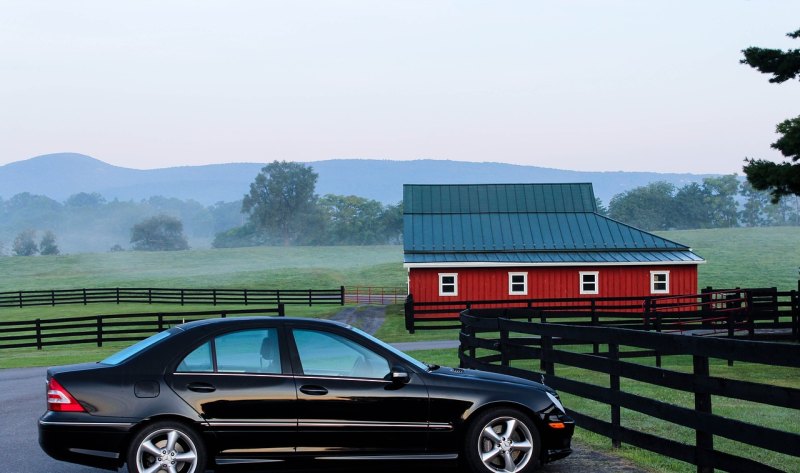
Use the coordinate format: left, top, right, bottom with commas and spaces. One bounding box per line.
463, 408, 541, 473
126, 421, 206, 473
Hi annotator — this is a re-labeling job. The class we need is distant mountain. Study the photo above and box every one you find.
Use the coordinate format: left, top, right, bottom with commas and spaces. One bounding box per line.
0, 153, 715, 205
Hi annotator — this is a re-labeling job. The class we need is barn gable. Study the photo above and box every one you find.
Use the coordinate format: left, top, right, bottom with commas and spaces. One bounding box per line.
403, 183, 704, 267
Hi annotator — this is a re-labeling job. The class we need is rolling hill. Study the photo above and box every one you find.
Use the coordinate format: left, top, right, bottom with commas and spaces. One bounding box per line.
0, 153, 714, 205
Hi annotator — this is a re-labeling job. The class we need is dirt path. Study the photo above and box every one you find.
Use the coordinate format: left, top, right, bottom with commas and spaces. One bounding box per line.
330, 305, 387, 334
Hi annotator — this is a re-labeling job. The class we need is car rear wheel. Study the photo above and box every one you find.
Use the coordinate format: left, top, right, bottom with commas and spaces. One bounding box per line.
464, 408, 541, 473
126, 421, 206, 473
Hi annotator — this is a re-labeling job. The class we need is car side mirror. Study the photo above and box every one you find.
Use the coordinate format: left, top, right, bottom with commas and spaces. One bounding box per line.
390, 367, 410, 384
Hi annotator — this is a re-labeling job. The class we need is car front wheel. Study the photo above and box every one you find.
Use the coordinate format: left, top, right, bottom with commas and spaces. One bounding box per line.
464, 408, 541, 473
126, 421, 206, 473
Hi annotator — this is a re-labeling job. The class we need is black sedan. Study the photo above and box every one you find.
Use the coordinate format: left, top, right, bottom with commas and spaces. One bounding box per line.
39, 317, 573, 473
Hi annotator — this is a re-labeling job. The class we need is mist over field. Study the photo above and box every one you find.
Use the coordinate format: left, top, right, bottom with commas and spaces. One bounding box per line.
0, 152, 716, 254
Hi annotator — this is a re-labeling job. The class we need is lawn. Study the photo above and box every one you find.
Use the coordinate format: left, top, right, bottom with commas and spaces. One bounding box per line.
0, 245, 405, 291
656, 226, 800, 291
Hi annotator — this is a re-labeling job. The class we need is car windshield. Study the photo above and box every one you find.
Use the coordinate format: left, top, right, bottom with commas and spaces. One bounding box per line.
100, 329, 175, 365
347, 325, 429, 371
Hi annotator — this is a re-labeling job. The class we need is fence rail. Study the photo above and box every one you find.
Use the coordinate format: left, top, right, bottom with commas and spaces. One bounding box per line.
0, 306, 285, 350
458, 312, 800, 473
344, 286, 407, 305
0, 287, 345, 308
404, 286, 800, 340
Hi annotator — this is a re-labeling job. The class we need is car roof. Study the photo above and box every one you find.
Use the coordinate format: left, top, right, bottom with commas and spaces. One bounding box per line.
175, 316, 348, 331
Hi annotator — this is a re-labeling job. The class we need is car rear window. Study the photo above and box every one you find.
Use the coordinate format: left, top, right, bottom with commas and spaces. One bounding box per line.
100, 330, 175, 366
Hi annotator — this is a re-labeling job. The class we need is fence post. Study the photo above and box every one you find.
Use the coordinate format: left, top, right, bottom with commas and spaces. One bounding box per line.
244, 289, 248, 306
701, 287, 712, 328
500, 322, 509, 367
35, 319, 42, 350
591, 300, 600, 355
213, 289, 217, 306
181, 289, 185, 306
83, 288, 87, 305
148, 288, 152, 304
540, 334, 554, 376
404, 295, 415, 334
278, 303, 285, 317
693, 355, 714, 473
96, 316, 103, 347
158, 313, 164, 332
277, 290, 282, 306
340, 286, 345, 306
19, 291, 23, 308
116, 287, 120, 305
792, 289, 799, 341
609, 342, 621, 448
654, 310, 662, 368
745, 290, 755, 339
51, 290, 55, 307
308, 289, 312, 307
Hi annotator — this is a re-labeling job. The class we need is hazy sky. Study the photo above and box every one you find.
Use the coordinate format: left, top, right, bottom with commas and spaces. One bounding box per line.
2, 1, 799, 174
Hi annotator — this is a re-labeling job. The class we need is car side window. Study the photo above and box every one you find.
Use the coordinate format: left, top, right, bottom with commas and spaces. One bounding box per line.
176, 328, 281, 374
293, 329, 390, 379
216, 329, 281, 374
176, 341, 213, 372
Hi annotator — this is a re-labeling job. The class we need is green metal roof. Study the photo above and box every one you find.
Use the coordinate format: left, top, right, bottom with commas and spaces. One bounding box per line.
403, 183, 704, 265
404, 183, 597, 214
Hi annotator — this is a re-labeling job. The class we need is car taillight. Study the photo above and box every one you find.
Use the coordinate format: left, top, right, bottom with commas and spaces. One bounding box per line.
47, 378, 85, 412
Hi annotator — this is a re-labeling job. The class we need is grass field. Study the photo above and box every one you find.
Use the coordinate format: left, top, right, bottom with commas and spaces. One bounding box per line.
655, 227, 800, 291
1, 227, 797, 294
0, 245, 405, 291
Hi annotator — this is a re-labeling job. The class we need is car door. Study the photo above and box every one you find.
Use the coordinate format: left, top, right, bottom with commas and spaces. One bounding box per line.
167, 325, 297, 455
288, 324, 430, 454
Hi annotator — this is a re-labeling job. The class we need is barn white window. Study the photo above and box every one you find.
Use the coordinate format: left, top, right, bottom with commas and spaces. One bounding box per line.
438, 273, 458, 297
579, 271, 599, 295
508, 272, 528, 295
650, 271, 670, 294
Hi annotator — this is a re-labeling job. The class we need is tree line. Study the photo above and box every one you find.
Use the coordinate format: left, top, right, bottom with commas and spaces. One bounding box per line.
0, 192, 241, 255
213, 161, 402, 248
605, 175, 800, 231
0, 162, 403, 254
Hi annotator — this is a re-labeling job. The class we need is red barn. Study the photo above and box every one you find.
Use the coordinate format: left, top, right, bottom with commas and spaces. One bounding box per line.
404, 183, 704, 306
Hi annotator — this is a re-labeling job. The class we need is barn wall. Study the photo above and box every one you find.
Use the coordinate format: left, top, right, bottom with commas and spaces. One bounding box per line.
408, 265, 698, 303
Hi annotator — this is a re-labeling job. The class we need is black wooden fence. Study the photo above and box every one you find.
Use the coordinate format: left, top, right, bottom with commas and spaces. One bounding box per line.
459, 312, 800, 473
405, 286, 800, 339
0, 306, 285, 350
0, 287, 345, 308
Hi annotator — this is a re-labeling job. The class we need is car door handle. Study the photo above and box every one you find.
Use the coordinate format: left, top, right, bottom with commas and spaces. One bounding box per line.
299, 385, 328, 396
187, 382, 216, 393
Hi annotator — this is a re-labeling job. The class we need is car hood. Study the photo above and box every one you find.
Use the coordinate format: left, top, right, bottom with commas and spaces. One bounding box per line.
428, 366, 554, 393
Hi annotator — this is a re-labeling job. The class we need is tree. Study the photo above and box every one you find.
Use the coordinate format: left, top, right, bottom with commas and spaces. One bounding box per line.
608, 182, 677, 230
741, 29, 800, 202
13, 230, 38, 256
66, 192, 106, 207
379, 201, 404, 244
39, 231, 60, 255
130, 215, 189, 251
318, 194, 386, 245
739, 181, 770, 227
241, 161, 319, 245
702, 175, 740, 228
594, 197, 608, 216
673, 182, 712, 229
